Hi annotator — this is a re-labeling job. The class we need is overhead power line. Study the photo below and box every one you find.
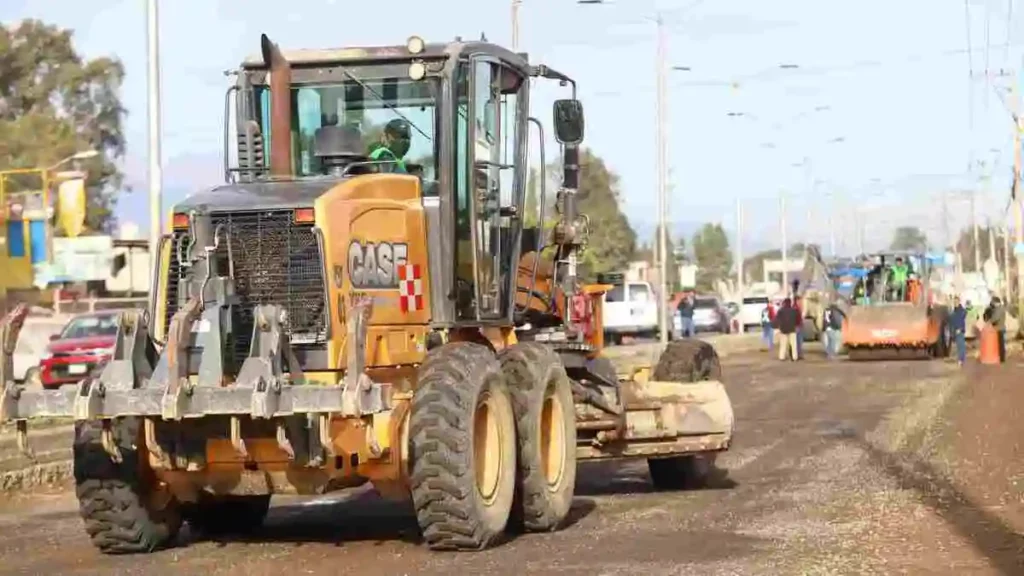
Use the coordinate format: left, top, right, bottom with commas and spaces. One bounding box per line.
677, 42, 1024, 87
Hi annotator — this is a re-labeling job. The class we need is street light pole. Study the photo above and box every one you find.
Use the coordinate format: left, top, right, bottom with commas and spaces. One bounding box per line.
511, 0, 522, 51
578, 0, 672, 345
828, 190, 837, 257
1013, 59, 1023, 319
146, 0, 163, 259
655, 12, 670, 346
780, 192, 788, 291
972, 186, 980, 271
736, 197, 744, 326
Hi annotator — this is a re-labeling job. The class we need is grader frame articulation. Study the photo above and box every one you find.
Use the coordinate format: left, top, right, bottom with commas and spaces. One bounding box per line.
0, 34, 734, 554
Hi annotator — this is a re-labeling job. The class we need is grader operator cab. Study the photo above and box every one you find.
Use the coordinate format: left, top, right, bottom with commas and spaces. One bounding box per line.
0, 35, 734, 554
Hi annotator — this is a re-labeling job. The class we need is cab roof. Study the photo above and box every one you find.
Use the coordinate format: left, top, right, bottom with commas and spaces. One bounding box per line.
240, 40, 528, 70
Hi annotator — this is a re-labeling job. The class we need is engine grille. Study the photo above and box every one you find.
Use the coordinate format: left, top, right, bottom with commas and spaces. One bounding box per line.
164, 210, 328, 370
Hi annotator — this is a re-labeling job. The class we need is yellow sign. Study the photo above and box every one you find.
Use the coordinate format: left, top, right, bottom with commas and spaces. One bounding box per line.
57, 178, 86, 237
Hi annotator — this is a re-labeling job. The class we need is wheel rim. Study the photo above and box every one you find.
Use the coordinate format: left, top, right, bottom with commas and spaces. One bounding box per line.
474, 390, 503, 505
540, 382, 567, 490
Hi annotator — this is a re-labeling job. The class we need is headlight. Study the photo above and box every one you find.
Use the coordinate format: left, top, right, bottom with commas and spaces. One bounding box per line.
39, 350, 53, 361
406, 35, 425, 54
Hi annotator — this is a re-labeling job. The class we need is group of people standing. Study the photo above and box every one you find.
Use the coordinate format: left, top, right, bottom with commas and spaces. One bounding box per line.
760, 296, 847, 361
761, 293, 1010, 366
947, 296, 1008, 366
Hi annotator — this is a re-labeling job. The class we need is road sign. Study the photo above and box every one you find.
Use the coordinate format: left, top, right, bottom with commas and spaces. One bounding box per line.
57, 177, 86, 237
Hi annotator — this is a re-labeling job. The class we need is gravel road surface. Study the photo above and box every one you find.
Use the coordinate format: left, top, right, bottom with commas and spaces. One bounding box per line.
0, 346, 1017, 575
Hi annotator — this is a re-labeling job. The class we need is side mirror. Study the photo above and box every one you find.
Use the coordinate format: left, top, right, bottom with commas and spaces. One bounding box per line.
49, 334, 60, 341
553, 99, 584, 145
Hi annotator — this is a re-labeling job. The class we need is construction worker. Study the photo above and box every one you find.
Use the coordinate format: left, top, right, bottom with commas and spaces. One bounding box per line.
906, 274, 921, 304
760, 302, 774, 351
368, 118, 412, 173
949, 296, 968, 367
822, 302, 847, 360
773, 298, 800, 361
854, 279, 868, 305
984, 296, 1007, 362
890, 256, 909, 301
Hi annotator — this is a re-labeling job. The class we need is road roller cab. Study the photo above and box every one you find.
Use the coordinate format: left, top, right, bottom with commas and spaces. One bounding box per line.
843, 251, 950, 360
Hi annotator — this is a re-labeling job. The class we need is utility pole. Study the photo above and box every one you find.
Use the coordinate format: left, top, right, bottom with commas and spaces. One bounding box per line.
780, 192, 788, 291
655, 13, 669, 346
1003, 223, 1011, 300
1013, 58, 1023, 320
805, 200, 813, 250
736, 197, 744, 325
854, 205, 864, 255
987, 216, 997, 263
972, 188, 981, 271
828, 193, 836, 257
941, 189, 951, 252
146, 0, 163, 259
511, 0, 522, 51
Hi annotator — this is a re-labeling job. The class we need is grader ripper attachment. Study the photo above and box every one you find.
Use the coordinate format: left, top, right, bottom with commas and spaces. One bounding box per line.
0, 34, 734, 554
842, 251, 949, 361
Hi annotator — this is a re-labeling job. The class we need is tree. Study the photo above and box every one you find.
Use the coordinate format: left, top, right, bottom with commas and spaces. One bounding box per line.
692, 223, 732, 292
890, 226, 928, 252
550, 148, 637, 281
955, 225, 1012, 274
0, 19, 127, 232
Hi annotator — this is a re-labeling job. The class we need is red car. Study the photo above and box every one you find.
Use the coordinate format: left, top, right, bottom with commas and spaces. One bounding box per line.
39, 312, 119, 389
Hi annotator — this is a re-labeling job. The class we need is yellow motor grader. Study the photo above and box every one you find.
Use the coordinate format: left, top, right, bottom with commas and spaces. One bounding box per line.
0, 34, 734, 554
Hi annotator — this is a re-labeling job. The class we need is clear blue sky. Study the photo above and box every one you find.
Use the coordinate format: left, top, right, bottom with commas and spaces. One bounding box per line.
2, 0, 1021, 254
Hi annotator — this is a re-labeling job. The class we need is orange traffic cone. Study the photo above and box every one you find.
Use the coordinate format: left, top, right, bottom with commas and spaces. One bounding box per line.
978, 324, 1001, 365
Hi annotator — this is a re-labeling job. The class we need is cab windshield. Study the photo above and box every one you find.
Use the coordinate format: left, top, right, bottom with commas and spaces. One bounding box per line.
254, 63, 439, 186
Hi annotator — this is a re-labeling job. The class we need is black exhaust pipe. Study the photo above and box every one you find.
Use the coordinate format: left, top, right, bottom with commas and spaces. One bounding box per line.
260, 34, 292, 177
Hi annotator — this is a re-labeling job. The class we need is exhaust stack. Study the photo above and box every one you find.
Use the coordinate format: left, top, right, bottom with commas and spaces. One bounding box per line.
260, 34, 292, 177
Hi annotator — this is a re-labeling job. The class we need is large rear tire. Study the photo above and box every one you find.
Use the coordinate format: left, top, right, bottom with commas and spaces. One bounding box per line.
410, 342, 517, 550
74, 418, 182, 554
647, 340, 723, 490
500, 343, 577, 533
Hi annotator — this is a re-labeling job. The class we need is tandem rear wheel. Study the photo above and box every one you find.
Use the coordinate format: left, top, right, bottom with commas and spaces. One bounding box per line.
408, 341, 578, 550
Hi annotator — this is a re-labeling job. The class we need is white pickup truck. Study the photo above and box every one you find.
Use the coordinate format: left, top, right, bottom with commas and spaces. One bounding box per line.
602, 280, 660, 345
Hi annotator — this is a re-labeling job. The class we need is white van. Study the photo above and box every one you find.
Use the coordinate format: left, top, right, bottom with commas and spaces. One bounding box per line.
739, 295, 770, 331
602, 280, 659, 345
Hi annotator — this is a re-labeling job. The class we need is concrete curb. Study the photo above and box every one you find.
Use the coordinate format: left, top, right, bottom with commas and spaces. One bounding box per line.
1, 460, 72, 493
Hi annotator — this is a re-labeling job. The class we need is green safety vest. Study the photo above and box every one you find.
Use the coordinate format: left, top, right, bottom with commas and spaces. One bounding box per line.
369, 145, 406, 173
891, 264, 908, 285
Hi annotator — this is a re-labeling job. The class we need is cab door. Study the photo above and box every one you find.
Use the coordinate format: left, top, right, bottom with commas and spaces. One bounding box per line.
453, 56, 527, 322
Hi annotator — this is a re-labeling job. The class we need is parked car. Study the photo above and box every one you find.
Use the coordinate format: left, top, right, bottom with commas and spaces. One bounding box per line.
692, 296, 731, 334
38, 311, 120, 389
739, 295, 771, 331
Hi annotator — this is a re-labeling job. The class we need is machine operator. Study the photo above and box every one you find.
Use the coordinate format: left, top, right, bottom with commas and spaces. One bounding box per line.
368, 118, 412, 173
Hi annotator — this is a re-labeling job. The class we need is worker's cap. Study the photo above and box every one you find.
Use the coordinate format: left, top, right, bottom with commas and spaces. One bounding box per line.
384, 118, 412, 139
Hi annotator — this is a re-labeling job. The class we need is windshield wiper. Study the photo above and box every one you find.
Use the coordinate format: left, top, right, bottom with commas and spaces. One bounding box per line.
336, 66, 432, 141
